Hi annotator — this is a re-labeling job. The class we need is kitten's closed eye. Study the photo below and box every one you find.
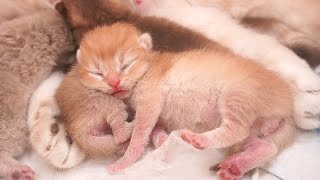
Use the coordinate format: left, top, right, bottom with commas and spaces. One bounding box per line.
120, 51, 138, 72
89, 71, 104, 80
121, 60, 135, 72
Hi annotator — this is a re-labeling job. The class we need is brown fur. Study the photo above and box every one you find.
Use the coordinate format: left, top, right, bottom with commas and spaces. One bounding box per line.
78, 23, 295, 180
56, 0, 214, 52
0, 7, 74, 180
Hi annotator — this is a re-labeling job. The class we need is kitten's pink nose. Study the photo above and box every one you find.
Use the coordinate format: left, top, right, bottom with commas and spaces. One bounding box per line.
107, 73, 120, 89
135, 0, 142, 5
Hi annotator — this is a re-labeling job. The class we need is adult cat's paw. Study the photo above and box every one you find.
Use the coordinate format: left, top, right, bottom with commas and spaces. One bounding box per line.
294, 91, 320, 129
11, 164, 35, 180
295, 69, 320, 92
29, 102, 86, 169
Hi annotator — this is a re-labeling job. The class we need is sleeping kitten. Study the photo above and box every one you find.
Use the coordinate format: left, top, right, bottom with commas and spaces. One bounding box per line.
0, 7, 74, 180
127, 0, 320, 130
28, 72, 86, 169
29, 63, 167, 168
78, 23, 296, 180
54, 63, 133, 158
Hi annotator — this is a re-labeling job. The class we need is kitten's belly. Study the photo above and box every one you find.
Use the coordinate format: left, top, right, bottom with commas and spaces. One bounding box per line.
160, 83, 222, 133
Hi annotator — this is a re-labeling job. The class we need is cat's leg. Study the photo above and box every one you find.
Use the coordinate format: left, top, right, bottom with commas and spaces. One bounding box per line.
216, 137, 278, 180
0, 73, 35, 179
294, 90, 320, 129
215, 117, 295, 180
108, 109, 133, 145
0, 115, 34, 179
29, 99, 86, 169
181, 90, 256, 149
108, 90, 163, 173
0, 152, 35, 180
151, 124, 168, 148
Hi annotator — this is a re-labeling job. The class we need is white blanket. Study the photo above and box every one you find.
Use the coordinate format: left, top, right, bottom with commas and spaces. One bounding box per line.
21, 130, 320, 180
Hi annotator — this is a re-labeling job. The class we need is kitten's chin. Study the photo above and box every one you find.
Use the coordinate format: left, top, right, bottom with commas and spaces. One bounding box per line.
112, 90, 130, 100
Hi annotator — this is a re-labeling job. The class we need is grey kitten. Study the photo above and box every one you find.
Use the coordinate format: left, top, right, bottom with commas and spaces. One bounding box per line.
0, 7, 74, 180
0, 0, 51, 24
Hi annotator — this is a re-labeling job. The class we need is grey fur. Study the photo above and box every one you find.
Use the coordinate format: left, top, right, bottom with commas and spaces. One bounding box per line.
0, 7, 74, 179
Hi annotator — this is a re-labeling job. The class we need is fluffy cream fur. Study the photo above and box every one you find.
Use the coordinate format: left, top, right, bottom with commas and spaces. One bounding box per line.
129, 0, 320, 130
78, 24, 295, 180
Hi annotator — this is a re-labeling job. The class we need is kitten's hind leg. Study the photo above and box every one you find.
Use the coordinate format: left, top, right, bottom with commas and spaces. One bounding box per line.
182, 90, 255, 149
151, 124, 168, 149
217, 137, 278, 180
0, 152, 35, 180
217, 117, 295, 180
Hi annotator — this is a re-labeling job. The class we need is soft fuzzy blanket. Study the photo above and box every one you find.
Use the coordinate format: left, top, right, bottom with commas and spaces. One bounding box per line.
21, 130, 320, 180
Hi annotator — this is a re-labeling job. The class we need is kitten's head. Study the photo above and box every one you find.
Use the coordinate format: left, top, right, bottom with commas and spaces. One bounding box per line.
77, 23, 153, 99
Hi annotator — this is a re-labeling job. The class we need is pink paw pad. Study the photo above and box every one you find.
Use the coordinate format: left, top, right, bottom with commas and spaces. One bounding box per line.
12, 165, 35, 180
217, 160, 241, 180
181, 130, 209, 149
153, 134, 168, 148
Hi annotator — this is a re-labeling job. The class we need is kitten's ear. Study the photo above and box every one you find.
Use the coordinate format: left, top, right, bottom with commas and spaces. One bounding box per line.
55, 1, 67, 17
76, 49, 81, 63
138, 33, 152, 50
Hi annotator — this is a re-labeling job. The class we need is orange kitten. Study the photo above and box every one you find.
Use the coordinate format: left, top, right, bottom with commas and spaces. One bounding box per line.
54, 63, 133, 158
78, 23, 296, 180
55, 27, 167, 158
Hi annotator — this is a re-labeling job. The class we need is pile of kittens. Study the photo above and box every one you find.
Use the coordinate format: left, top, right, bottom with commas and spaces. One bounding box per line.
1, 0, 320, 180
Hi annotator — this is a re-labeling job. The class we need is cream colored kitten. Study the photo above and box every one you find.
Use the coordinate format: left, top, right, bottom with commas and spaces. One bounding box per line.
78, 23, 296, 180
128, 0, 320, 130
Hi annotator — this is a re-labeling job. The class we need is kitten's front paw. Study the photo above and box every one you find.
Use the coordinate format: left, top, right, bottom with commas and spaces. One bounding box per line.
114, 122, 133, 144
107, 158, 131, 174
294, 91, 320, 129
